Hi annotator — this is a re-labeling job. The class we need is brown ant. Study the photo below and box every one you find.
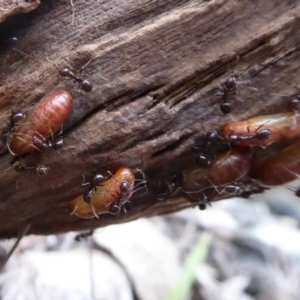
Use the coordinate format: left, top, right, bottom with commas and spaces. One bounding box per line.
59, 64, 92, 93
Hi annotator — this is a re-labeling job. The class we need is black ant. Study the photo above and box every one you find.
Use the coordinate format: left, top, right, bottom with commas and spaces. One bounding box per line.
1, 111, 25, 145
194, 131, 227, 168
13, 161, 49, 176
59, 63, 92, 93
219, 76, 238, 114
156, 175, 180, 201
228, 127, 271, 143
33, 135, 64, 151
107, 181, 132, 215
157, 181, 176, 201
82, 172, 110, 204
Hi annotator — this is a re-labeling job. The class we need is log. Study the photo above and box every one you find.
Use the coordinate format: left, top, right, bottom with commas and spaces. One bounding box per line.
0, 0, 299, 237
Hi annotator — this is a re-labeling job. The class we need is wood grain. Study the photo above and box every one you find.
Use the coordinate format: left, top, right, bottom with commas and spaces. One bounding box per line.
0, 0, 299, 237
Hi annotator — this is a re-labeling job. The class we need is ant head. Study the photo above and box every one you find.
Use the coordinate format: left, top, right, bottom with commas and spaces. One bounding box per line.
196, 153, 210, 168
256, 129, 271, 140
53, 136, 64, 150
10, 111, 25, 126
92, 173, 107, 186
59, 68, 72, 77
120, 181, 130, 194
224, 76, 237, 90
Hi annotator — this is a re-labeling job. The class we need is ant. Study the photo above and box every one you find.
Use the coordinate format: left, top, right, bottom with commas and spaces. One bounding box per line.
219, 76, 238, 114
227, 127, 271, 144
222, 111, 300, 147
13, 161, 49, 176
226, 120, 272, 144
194, 131, 227, 168
156, 174, 181, 201
82, 172, 110, 204
157, 181, 176, 201
33, 134, 64, 151
1, 111, 25, 145
59, 62, 92, 93
109, 181, 131, 214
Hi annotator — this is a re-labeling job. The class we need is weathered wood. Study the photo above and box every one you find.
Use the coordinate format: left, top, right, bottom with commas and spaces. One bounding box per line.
0, 0, 40, 23
0, 0, 299, 237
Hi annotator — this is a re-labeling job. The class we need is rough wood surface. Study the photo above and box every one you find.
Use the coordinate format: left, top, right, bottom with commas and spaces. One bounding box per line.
0, 0, 300, 237
0, 0, 40, 23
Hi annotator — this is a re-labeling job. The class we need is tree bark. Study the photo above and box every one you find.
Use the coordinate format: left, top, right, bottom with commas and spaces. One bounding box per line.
0, 0, 299, 237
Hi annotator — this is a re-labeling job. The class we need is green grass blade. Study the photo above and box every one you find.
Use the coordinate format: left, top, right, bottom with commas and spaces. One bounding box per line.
166, 232, 212, 300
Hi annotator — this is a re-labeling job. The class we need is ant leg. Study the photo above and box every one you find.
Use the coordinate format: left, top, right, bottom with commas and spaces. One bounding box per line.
90, 204, 99, 219
79, 59, 92, 74
82, 174, 91, 188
